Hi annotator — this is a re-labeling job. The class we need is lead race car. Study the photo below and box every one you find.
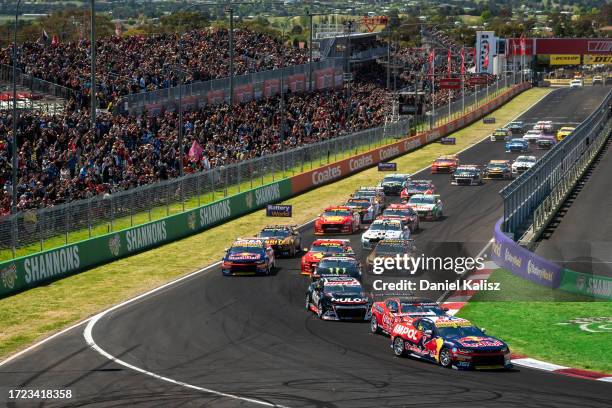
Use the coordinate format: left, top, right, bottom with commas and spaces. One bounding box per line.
305, 276, 372, 321
390, 316, 512, 370
221, 238, 275, 276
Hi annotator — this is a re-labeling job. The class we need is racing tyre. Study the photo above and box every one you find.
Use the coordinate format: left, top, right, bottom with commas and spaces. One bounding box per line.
370, 317, 381, 334
437, 211, 443, 220
289, 246, 296, 257
439, 347, 452, 368
392, 337, 406, 357
317, 301, 324, 319
305, 294, 310, 311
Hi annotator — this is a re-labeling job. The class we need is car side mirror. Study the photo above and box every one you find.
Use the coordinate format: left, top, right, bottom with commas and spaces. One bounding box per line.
224, 248, 228, 252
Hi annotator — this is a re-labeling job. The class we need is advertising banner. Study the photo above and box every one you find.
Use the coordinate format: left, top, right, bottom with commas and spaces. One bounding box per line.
378, 162, 397, 171
288, 74, 305, 93
559, 269, 612, 300
266, 204, 292, 217
439, 78, 461, 90
315, 68, 334, 90
583, 54, 612, 65
263, 79, 280, 98
207, 90, 225, 105
233, 84, 254, 103
550, 54, 581, 65
491, 219, 563, 288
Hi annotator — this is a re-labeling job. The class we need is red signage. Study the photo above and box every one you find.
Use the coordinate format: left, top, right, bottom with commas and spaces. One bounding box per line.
507, 38, 535, 56
439, 78, 461, 90
507, 38, 612, 55
466, 76, 489, 86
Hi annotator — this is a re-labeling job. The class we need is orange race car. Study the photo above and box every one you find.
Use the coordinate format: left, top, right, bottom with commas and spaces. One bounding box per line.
314, 206, 361, 235
431, 155, 459, 174
300, 239, 355, 275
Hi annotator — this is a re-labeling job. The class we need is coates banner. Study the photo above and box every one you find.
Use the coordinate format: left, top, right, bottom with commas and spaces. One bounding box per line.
475, 31, 497, 74
491, 219, 562, 288
507, 38, 535, 56
550, 54, 581, 65
584, 54, 612, 65
315, 68, 334, 90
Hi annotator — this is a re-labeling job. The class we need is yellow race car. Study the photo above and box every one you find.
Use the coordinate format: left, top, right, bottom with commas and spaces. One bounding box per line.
556, 126, 575, 141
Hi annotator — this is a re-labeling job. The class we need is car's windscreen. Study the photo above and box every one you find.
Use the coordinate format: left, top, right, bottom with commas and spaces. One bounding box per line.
317, 260, 359, 274
323, 284, 363, 295
408, 196, 435, 204
383, 209, 413, 218
434, 158, 452, 163
259, 229, 291, 238
487, 163, 506, 169
311, 244, 345, 253
347, 200, 370, 208
517, 157, 535, 163
436, 325, 485, 337
355, 191, 375, 197
400, 303, 446, 315
383, 176, 406, 183
369, 222, 401, 231
408, 183, 430, 191
229, 246, 263, 254
322, 210, 351, 217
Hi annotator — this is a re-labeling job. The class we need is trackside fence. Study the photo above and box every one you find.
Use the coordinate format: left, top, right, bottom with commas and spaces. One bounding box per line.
500, 90, 612, 239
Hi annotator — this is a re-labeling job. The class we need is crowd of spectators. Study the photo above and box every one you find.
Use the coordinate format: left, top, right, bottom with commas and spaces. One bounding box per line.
0, 68, 388, 214
0, 28, 312, 110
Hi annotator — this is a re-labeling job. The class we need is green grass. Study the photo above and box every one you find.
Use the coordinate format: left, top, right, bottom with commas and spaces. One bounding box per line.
2, 84, 513, 262
0, 87, 549, 360
458, 269, 612, 373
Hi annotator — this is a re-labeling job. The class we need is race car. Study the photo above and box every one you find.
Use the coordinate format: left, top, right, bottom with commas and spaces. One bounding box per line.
390, 316, 512, 370
522, 129, 543, 144
511, 155, 537, 175
431, 155, 459, 174
507, 121, 524, 134
405, 194, 444, 220
570, 79, 583, 89
536, 134, 556, 149
361, 219, 411, 249
365, 239, 416, 272
257, 225, 301, 257
451, 165, 483, 186
353, 187, 387, 207
483, 160, 513, 180
370, 298, 448, 335
592, 75, 604, 85
344, 197, 379, 223
556, 126, 575, 141
505, 138, 529, 153
313, 255, 363, 281
533, 120, 553, 133
378, 173, 411, 196
490, 128, 511, 142
301, 239, 354, 275
221, 238, 275, 276
314, 206, 361, 235
400, 180, 435, 201
305, 276, 372, 321
379, 203, 420, 232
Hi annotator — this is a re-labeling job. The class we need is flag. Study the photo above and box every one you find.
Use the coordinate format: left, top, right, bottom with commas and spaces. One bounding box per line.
51, 35, 59, 46
483, 42, 490, 69
188, 140, 203, 163
428, 49, 435, 77
460, 47, 465, 76
115, 21, 122, 38
520, 34, 526, 56
447, 49, 452, 76
38, 29, 50, 45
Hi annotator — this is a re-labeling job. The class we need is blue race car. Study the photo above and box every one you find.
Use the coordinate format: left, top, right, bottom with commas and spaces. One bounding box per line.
221, 238, 276, 276
390, 316, 512, 370
505, 138, 529, 153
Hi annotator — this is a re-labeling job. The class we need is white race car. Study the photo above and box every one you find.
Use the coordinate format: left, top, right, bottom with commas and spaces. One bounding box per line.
361, 219, 410, 249
523, 129, 543, 143
511, 155, 537, 175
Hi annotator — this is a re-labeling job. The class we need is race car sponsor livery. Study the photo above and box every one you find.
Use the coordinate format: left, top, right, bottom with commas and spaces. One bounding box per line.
451, 165, 483, 186
257, 225, 301, 257
483, 160, 513, 180
314, 206, 361, 235
222, 238, 275, 276
306, 276, 372, 321
390, 316, 512, 370
405, 194, 443, 220
301, 239, 354, 275
370, 297, 448, 335
431, 155, 459, 174
380, 203, 420, 232
400, 180, 435, 201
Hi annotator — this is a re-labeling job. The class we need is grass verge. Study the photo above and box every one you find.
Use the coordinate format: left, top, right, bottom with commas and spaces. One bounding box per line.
458, 268, 612, 373
0, 87, 551, 360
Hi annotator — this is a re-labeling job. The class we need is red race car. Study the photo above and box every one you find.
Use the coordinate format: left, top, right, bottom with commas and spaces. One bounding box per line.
370, 297, 448, 335
431, 155, 459, 174
378, 203, 420, 232
301, 239, 355, 276
400, 180, 435, 201
314, 206, 361, 235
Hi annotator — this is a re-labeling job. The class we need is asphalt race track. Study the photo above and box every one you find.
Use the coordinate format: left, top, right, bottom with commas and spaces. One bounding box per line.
1, 86, 611, 408
536, 108, 612, 277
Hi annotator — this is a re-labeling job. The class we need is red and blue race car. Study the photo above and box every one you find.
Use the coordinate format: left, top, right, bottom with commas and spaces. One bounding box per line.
221, 238, 275, 276
370, 297, 448, 336
390, 316, 512, 370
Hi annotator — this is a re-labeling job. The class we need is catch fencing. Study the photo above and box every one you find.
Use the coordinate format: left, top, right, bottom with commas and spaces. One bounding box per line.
0, 64, 74, 101
500, 89, 612, 239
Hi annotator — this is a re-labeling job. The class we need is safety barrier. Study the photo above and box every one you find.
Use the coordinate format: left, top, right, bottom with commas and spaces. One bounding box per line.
491, 218, 612, 300
500, 89, 612, 239
0, 82, 530, 298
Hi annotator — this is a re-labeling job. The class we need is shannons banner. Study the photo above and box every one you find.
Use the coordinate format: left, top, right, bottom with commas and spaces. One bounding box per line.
0, 180, 292, 297
559, 269, 612, 300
